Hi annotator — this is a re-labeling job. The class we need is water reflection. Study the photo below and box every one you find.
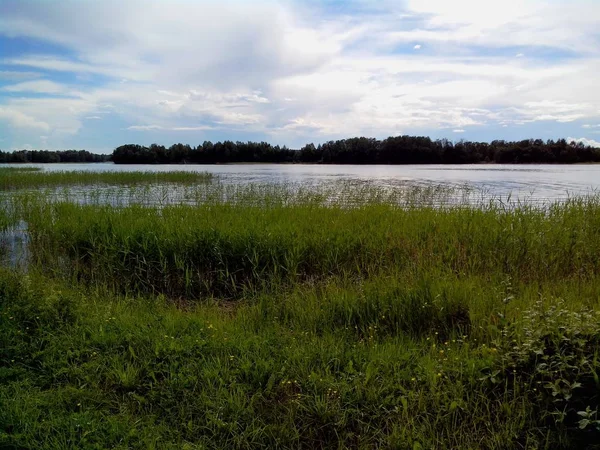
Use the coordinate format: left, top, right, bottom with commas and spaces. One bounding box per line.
2, 163, 600, 202
0, 221, 28, 269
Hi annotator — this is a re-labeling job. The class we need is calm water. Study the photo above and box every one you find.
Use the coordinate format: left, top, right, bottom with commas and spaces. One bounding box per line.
4, 163, 600, 202
2, 163, 599, 267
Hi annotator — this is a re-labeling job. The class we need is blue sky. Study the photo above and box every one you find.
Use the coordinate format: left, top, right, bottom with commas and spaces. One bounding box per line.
0, 0, 599, 153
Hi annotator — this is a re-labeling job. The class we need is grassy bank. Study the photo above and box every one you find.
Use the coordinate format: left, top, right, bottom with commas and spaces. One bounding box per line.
0, 169, 213, 190
1, 185, 600, 449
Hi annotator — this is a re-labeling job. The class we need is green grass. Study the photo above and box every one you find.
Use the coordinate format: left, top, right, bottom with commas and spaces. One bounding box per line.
1, 185, 600, 449
19, 195, 600, 298
0, 169, 213, 190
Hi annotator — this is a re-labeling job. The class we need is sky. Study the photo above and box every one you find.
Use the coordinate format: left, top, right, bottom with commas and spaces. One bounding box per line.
0, 0, 599, 153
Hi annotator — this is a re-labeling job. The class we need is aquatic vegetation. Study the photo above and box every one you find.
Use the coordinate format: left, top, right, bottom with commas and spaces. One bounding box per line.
0, 169, 213, 190
1, 181, 599, 449
19, 192, 600, 298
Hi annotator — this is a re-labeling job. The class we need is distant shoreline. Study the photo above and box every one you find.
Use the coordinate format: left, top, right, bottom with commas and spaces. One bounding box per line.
3, 161, 600, 166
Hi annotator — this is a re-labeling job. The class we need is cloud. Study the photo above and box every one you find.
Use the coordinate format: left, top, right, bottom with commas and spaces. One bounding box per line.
4, 56, 152, 82
0, 70, 42, 81
127, 125, 215, 131
0, 0, 599, 149
453, 129, 465, 133
567, 137, 600, 148
0, 107, 50, 131
85, 116, 102, 120
1, 80, 70, 94
0, 96, 96, 135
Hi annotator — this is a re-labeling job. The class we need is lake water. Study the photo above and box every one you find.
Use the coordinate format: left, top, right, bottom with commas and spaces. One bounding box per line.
2, 162, 599, 267
4, 163, 600, 203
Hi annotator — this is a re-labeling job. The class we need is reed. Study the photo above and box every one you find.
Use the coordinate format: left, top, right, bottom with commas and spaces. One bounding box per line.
0, 169, 213, 190
1, 183, 599, 449
19, 192, 600, 298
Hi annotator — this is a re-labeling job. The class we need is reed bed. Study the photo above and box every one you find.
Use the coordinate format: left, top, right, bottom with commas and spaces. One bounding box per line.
0, 169, 213, 190
5, 179, 476, 210
19, 193, 600, 298
1, 183, 600, 449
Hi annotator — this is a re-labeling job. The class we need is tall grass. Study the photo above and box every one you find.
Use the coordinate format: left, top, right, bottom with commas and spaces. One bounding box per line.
19, 193, 600, 298
0, 169, 213, 190
2, 184, 600, 448
1, 269, 599, 448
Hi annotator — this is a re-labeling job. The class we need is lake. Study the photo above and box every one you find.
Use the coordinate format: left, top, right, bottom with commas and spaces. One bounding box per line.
3, 163, 600, 203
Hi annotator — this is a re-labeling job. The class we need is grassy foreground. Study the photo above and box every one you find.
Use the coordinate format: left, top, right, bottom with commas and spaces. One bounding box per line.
1, 183, 600, 449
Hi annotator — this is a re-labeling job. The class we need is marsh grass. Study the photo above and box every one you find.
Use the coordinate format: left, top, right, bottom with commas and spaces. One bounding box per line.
0, 169, 213, 190
19, 192, 600, 298
1, 183, 600, 449
1, 269, 599, 449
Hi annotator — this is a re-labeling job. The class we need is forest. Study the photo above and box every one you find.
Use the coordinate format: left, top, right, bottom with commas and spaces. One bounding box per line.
0, 149, 110, 163
112, 136, 600, 164
2, 136, 599, 165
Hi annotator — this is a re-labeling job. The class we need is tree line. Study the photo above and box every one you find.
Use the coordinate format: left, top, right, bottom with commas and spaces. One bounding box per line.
0, 150, 110, 163
2, 136, 599, 165
112, 137, 600, 164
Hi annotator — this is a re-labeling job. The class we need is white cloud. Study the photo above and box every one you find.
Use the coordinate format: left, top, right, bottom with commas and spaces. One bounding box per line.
1, 80, 70, 94
0, 0, 599, 147
0, 97, 96, 135
0, 70, 41, 81
127, 125, 162, 131
567, 137, 600, 148
0, 107, 50, 131
127, 125, 215, 131
402, 0, 600, 53
453, 129, 465, 133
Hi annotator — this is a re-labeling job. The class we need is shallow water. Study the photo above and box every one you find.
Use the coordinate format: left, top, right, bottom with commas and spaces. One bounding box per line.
0, 221, 28, 269
2, 163, 600, 268
3, 163, 599, 203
